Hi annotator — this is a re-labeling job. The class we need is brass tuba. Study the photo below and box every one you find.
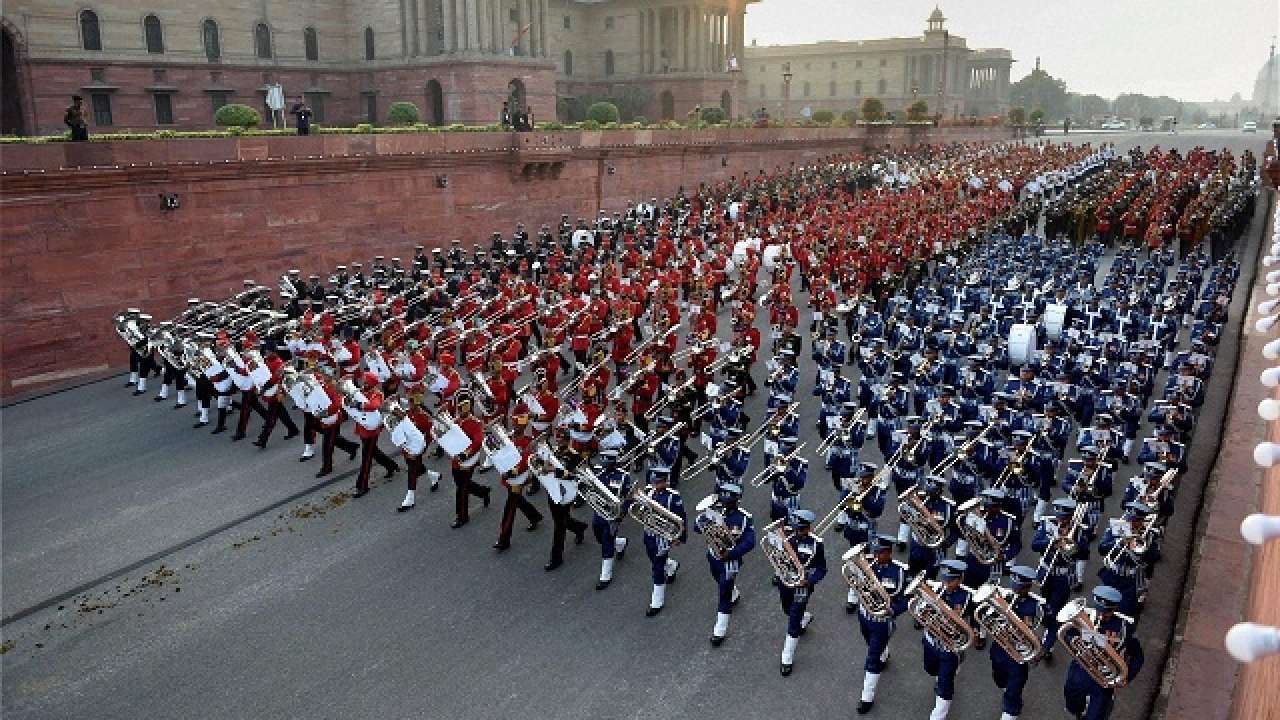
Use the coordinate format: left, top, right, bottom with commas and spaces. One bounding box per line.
760, 519, 807, 588
906, 573, 975, 653
627, 490, 685, 543
897, 487, 949, 549
841, 544, 893, 620
956, 499, 1003, 566
972, 584, 1043, 663
577, 467, 625, 521
693, 495, 737, 558
1056, 598, 1130, 688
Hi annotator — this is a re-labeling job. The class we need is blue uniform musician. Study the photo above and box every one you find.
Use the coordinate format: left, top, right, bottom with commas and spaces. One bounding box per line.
1033, 499, 1091, 659
694, 483, 756, 646
1123, 462, 1175, 518
1061, 586, 1144, 720
640, 472, 687, 616
706, 395, 742, 449
590, 462, 632, 590
918, 559, 976, 720
768, 454, 809, 522
985, 566, 1048, 720
947, 421, 989, 505
903, 474, 956, 575
1097, 501, 1161, 619
1062, 449, 1112, 577
818, 374, 855, 436
767, 356, 799, 409
839, 463, 887, 611
957, 489, 1019, 591
854, 534, 911, 715
714, 444, 752, 489
1135, 425, 1186, 473
774, 510, 827, 676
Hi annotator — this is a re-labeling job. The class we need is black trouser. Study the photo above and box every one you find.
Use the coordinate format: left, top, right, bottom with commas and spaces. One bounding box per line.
547, 500, 587, 564
405, 454, 426, 490
356, 435, 398, 493
303, 413, 318, 445
452, 465, 488, 522
497, 485, 544, 544
320, 424, 359, 472
129, 349, 158, 378
195, 376, 214, 407
257, 400, 298, 444
162, 363, 188, 390
235, 391, 269, 437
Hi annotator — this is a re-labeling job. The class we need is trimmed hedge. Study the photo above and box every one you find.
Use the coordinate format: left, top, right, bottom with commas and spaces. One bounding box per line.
586, 102, 620, 124
214, 103, 262, 128
386, 102, 421, 125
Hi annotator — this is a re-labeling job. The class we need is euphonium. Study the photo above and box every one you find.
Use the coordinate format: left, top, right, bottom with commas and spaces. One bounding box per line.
382, 397, 408, 434
693, 495, 737, 557
906, 573, 975, 653
1055, 598, 1129, 688
972, 584, 1043, 663
760, 519, 807, 588
956, 499, 1003, 566
840, 544, 893, 619
577, 467, 625, 521
627, 490, 685, 543
896, 487, 948, 549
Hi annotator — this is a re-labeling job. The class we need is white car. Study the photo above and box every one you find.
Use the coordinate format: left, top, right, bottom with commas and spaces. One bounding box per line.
1100, 121, 1126, 130
1243, 121, 1257, 133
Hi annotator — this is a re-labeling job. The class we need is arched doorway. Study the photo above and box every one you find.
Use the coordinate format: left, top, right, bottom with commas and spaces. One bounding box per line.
507, 78, 527, 116
1, 23, 27, 135
425, 79, 444, 126
660, 91, 675, 121
720, 90, 732, 119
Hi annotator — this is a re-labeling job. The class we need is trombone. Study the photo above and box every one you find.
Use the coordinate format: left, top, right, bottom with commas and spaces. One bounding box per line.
748, 442, 806, 488
614, 421, 686, 468
817, 408, 868, 455
931, 422, 995, 475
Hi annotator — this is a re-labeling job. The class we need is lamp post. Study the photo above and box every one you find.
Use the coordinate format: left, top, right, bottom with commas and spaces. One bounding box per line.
782, 62, 793, 126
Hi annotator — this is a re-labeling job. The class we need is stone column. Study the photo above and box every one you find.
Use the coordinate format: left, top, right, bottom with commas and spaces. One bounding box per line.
696, 9, 705, 71
532, 0, 542, 58
675, 7, 684, 71
638, 9, 646, 73
515, 0, 527, 56
442, 0, 455, 52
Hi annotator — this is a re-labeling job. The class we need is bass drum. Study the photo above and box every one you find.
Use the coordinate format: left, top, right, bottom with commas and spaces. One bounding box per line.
1043, 303, 1068, 341
1008, 323, 1037, 366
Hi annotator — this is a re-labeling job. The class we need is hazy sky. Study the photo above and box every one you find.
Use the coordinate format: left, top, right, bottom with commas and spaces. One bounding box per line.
743, 0, 1278, 102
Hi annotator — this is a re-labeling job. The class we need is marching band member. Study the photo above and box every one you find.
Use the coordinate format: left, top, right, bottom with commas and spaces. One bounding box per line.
127, 312, 158, 395
538, 429, 588, 571
768, 454, 808, 523
987, 565, 1047, 720
447, 389, 489, 526
390, 393, 434, 512
493, 411, 542, 549
854, 534, 910, 715
694, 482, 756, 646
775, 509, 826, 676
1061, 586, 1143, 720
590, 459, 632, 590
229, 332, 268, 442
1032, 498, 1089, 662
314, 370, 360, 478
252, 347, 299, 448
958, 489, 1019, 597
345, 371, 399, 498
1097, 501, 1161, 619
920, 559, 975, 720
153, 321, 188, 408
642, 471, 686, 616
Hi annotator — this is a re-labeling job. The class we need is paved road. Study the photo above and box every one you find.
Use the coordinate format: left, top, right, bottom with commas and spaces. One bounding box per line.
0, 131, 1269, 720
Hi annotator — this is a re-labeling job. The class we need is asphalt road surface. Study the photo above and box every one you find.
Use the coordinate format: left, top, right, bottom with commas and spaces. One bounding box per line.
1, 130, 1271, 720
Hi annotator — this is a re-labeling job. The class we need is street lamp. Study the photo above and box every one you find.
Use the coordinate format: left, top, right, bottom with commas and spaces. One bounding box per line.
782, 62, 793, 126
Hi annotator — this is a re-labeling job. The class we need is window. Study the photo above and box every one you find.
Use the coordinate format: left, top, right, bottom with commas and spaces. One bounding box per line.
878, 78, 886, 94
304, 27, 318, 61
855, 79, 862, 95
80, 9, 102, 51
364, 27, 375, 60
90, 67, 106, 82
604, 49, 614, 76
153, 93, 173, 124
803, 82, 810, 97
563, 16, 571, 29
254, 22, 272, 59
829, 80, 836, 97
143, 15, 164, 53
563, 50, 573, 76
363, 93, 377, 124
305, 92, 325, 123
508, 8, 518, 22
203, 19, 221, 60
209, 91, 230, 118
90, 93, 112, 125
605, 16, 614, 29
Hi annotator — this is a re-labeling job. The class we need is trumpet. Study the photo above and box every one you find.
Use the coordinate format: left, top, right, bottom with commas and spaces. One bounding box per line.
906, 573, 975, 653
749, 442, 807, 488
1056, 599, 1129, 688
840, 544, 894, 619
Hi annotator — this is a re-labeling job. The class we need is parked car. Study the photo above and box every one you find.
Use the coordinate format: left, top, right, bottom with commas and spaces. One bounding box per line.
1243, 121, 1258, 133
1100, 120, 1127, 130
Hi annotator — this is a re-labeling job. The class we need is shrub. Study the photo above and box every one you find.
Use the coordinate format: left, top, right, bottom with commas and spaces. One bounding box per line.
699, 106, 727, 124
580, 119, 602, 131
1029, 109, 1045, 124
386, 102, 421, 125
586, 101, 620, 124
214, 103, 261, 128
355, 123, 374, 133
1007, 107, 1027, 125
632, 116, 648, 126
811, 110, 835, 125
907, 100, 929, 122
860, 97, 885, 123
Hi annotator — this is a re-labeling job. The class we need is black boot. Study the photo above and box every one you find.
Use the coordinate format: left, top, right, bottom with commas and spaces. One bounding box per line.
211, 409, 228, 434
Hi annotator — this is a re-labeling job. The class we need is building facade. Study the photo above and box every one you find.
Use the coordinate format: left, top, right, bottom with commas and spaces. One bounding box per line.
740, 8, 1013, 121
0, 0, 754, 135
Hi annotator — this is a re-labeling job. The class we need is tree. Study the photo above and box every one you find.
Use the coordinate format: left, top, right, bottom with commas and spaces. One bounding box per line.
586, 101, 620, 124
214, 104, 261, 128
1029, 108, 1045, 124
386, 102, 420, 125
1009, 67, 1069, 122
906, 100, 929, 122
861, 97, 885, 122
1007, 106, 1027, 125
699, 105, 727, 124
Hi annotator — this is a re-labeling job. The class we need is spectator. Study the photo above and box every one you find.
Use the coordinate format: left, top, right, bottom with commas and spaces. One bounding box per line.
65, 95, 88, 142
290, 95, 313, 136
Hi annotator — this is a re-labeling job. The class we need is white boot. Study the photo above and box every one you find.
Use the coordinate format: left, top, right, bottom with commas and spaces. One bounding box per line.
955, 538, 970, 557
199, 406, 210, 424
665, 557, 680, 580
301, 444, 315, 460
1033, 498, 1049, 521
800, 611, 813, 631
1075, 559, 1088, 582
136, 376, 147, 392
157, 384, 169, 400
712, 611, 731, 641
649, 583, 666, 611
929, 696, 951, 720
426, 470, 440, 491
614, 537, 628, 556
781, 634, 799, 666
897, 523, 911, 544
176, 389, 187, 406
599, 557, 615, 585
1000, 713, 1018, 720
860, 671, 881, 703
399, 489, 415, 510
129, 371, 139, 386
847, 587, 858, 604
